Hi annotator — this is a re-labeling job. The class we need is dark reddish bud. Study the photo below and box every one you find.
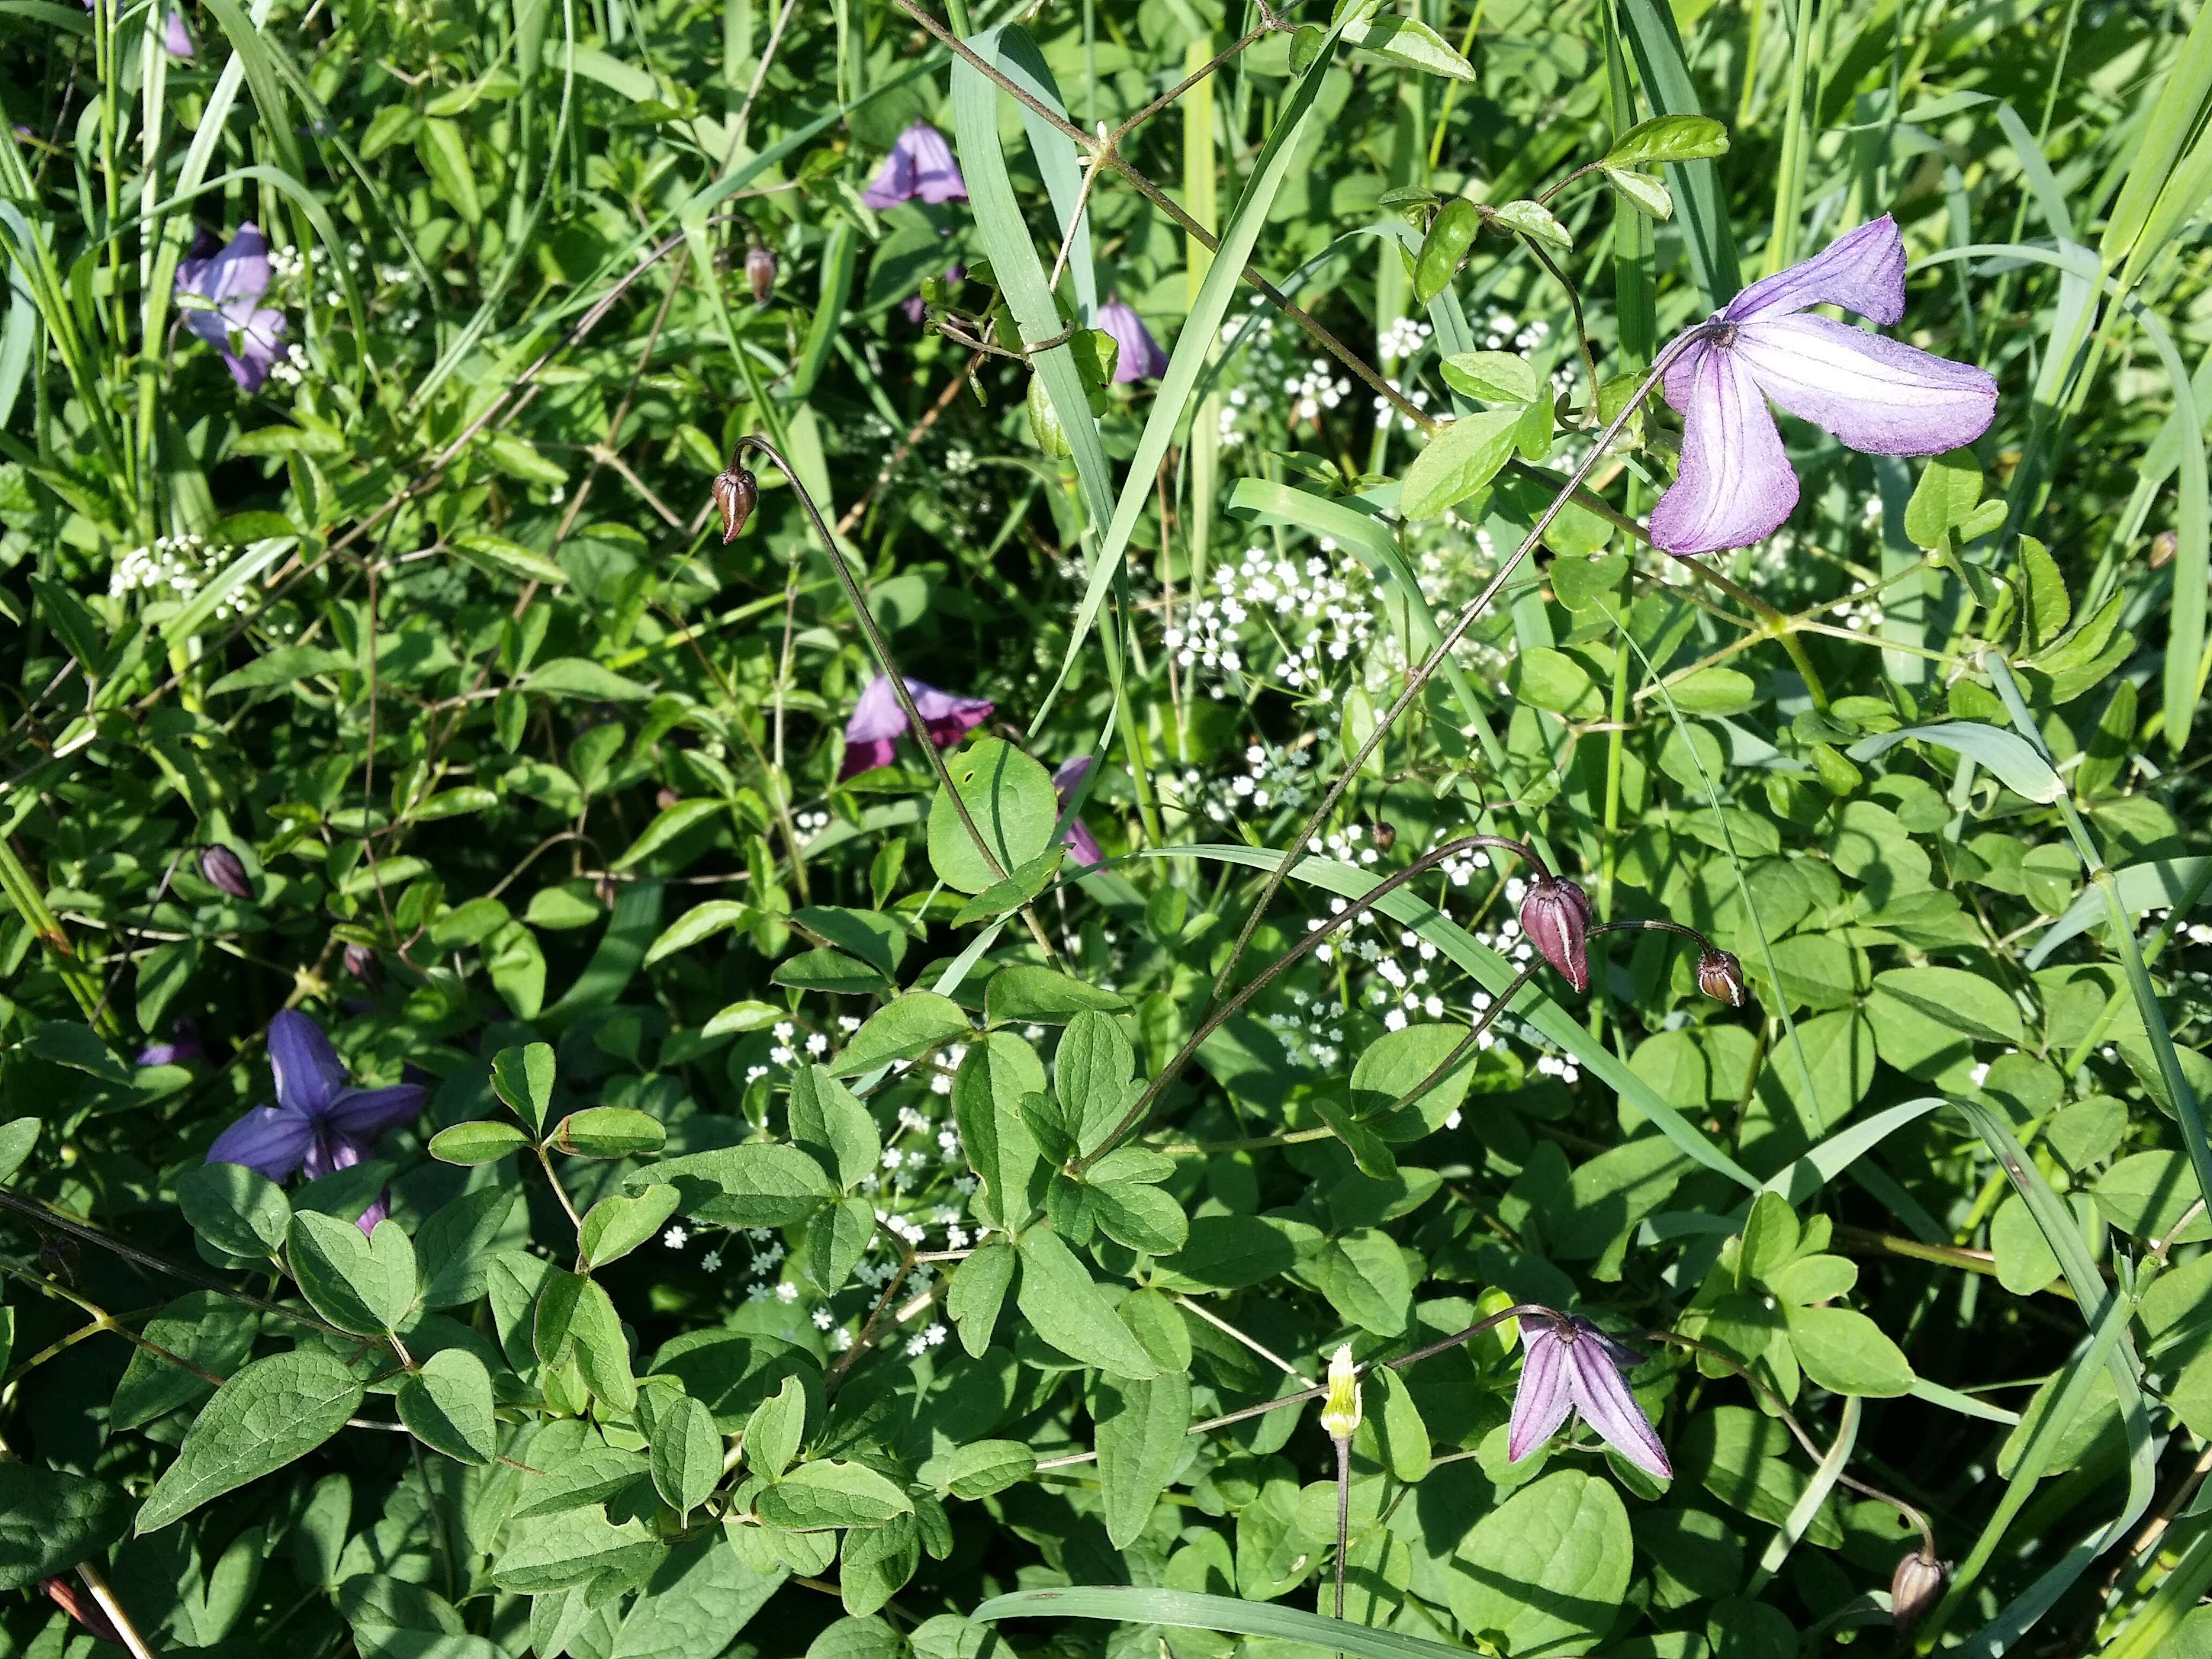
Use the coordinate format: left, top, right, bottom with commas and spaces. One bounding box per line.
43, 1579, 124, 1645
594, 874, 618, 907
656, 787, 681, 812
343, 941, 382, 990
1369, 820, 1396, 853
711, 466, 758, 543
1889, 1548, 1946, 1638
198, 843, 253, 900
1519, 874, 1592, 992
745, 244, 776, 305
1697, 946, 1747, 1007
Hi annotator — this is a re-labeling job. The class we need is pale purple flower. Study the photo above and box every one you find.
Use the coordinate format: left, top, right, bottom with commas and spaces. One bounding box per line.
137, 1017, 201, 1067
205, 1010, 423, 1183
1519, 873, 1593, 992
1649, 215, 1997, 555
354, 1187, 392, 1237
1052, 757, 1103, 868
839, 674, 992, 780
174, 223, 286, 392
198, 842, 253, 900
1507, 1310, 1671, 1478
1097, 296, 1168, 384
861, 121, 967, 210
165, 10, 193, 57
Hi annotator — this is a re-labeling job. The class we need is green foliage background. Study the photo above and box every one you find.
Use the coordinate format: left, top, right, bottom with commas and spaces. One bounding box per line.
3, 0, 2212, 1653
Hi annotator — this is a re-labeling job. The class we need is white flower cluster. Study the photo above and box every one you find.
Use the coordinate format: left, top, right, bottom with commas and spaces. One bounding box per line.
1183, 741, 1316, 825
267, 341, 311, 389
1372, 378, 1433, 435
1214, 300, 1303, 451
1378, 316, 1433, 360
1283, 358, 1352, 422
1478, 311, 1552, 354
109, 534, 255, 619
1165, 545, 1384, 701
1831, 597, 1887, 633
944, 445, 977, 476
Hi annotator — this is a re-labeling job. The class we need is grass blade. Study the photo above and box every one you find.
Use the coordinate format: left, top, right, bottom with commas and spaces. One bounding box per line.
974, 1586, 1482, 1659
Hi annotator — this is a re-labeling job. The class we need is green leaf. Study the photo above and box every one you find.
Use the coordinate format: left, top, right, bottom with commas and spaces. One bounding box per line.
615, 798, 726, 870
452, 530, 569, 586
429, 1119, 533, 1165
110, 1291, 258, 1429
1604, 113, 1730, 164
2092, 1151, 2212, 1242
805, 1195, 877, 1294
953, 1034, 1047, 1229
744, 1376, 809, 1479
208, 645, 354, 694
491, 1042, 557, 1134
526, 656, 652, 701
288, 1212, 419, 1335
1368, 1367, 1431, 1484
1090, 1180, 1189, 1255
535, 1268, 637, 1410
578, 1184, 683, 1269
1602, 166, 1675, 219
0, 1464, 126, 1589
1302, 1228, 1413, 1335
1869, 966, 2025, 1046
178, 1161, 291, 1260
757, 1461, 913, 1530
1091, 1367, 1191, 1548
1015, 1229, 1159, 1379
1438, 350, 1541, 404
1152, 1215, 1319, 1292
0, 1116, 35, 1185
637, 1141, 838, 1227
926, 738, 1060, 895
1445, 1470, 1632, 1654
984, 966, 1131, 1027
828, 993, 972, 1078
1847, 721, 2063, 804
1399, 409, 1521, 521
650, 1393, 724, 1518
341, 1577, 502, 1659
789, 1065, 880, 1190
1783, 1305, 1916, 1396
924, 1440, 1037, 1499
647, 900, 759, 965
24, 1021, 131, 1082
398, 1348, 499, 1464
1491, 198, 1573, 250
973, 1586, 1511, 1659
551, 1105, 667, 1158
1736, 1192, 1800, 1290
489, 1504, 661, 1592
1340, 12, 1475, 79
137, 1351, 365, 1532
1414, 197, 1482, 305
947, 1240, 1015, 1357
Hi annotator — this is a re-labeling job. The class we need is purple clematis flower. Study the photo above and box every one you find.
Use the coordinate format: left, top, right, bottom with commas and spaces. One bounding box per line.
1649, 215, 1997, 556
174, 222, 287, 392
1507, 1309, 1671, 1479
1097, 296, 1169, 383
205, 1010, 424, 1184
1051, 757, 1103, 867
165, 10, 193, 57
1519, 873, 1593, 992
861, 121, 967, 210
840, 674, 993, 780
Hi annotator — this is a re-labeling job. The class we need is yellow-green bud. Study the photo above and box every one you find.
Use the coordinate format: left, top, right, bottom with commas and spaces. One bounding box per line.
1319, 1344, 1362, 1440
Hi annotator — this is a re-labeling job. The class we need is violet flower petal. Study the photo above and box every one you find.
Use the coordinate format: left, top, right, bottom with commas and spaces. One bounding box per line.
300, 1126, 367, 1182
902, 123, 967, 204
1064, 818, 1103, 867
1097, 298, 1169, 383
1722, 214, 1907, 326
1649, 341, 1798, 555
322, 1083, 428, 1143
206, 1105, 312, 1182
1506, 1323, 1575, 1462
165, 10, 193, 57
267, 1008, 346, 1116
908, 680, 992, 746
838, 736, 900, 780
860, 138, 920, 209
1732, 313, 1998, 458
355, 1189, 392, 1237
197, 223, 272, 305
1564, 1330, 1672, 1478
844, 675, 909, 745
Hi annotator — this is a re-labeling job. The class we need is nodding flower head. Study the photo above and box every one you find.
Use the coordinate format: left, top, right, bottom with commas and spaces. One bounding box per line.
745, 245, 776, 305
1096, 296, 1170, 384
198, 843, 253, 901
343, 941, 383, 991
840, 676, 992, 780
173, 223, 286, 392
1519, 874, 1593, 992
1507, 1309, 1671, 1479
1318, 1343, 1362, 1440
204, 1010, 425, 1185
861, 121, 967, 210
1696, 946, 1747, 1007
1889, 1549, 1947, 1638
1649, 215, 1997, 555
711, 466, 758, 543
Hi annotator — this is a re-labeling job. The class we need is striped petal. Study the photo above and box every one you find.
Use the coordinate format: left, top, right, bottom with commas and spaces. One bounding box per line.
1723, 215, 1907, 326
1506, 1325, 1575, 1463
1566, 1335, 1672, 1478
1733, 313, 1998, 458
1649, 341, 1798, 555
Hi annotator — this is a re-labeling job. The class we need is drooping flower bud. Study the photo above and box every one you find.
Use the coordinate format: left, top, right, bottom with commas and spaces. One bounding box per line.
1318, 1344, 1362, 1440
343, 941, 382, 990
711, 466, 758, 543
1889, 1548, 1946, 1638
1369, 820, 1396, 853
198, 843, 253, 900
43, 1579, 124, 1646
745, 244, 776, 305
1519, 874, 1592, 992
1697, 946, 1747, 1007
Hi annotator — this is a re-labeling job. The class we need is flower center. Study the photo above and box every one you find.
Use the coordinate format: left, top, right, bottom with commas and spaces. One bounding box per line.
1705, 322, 1741, 349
